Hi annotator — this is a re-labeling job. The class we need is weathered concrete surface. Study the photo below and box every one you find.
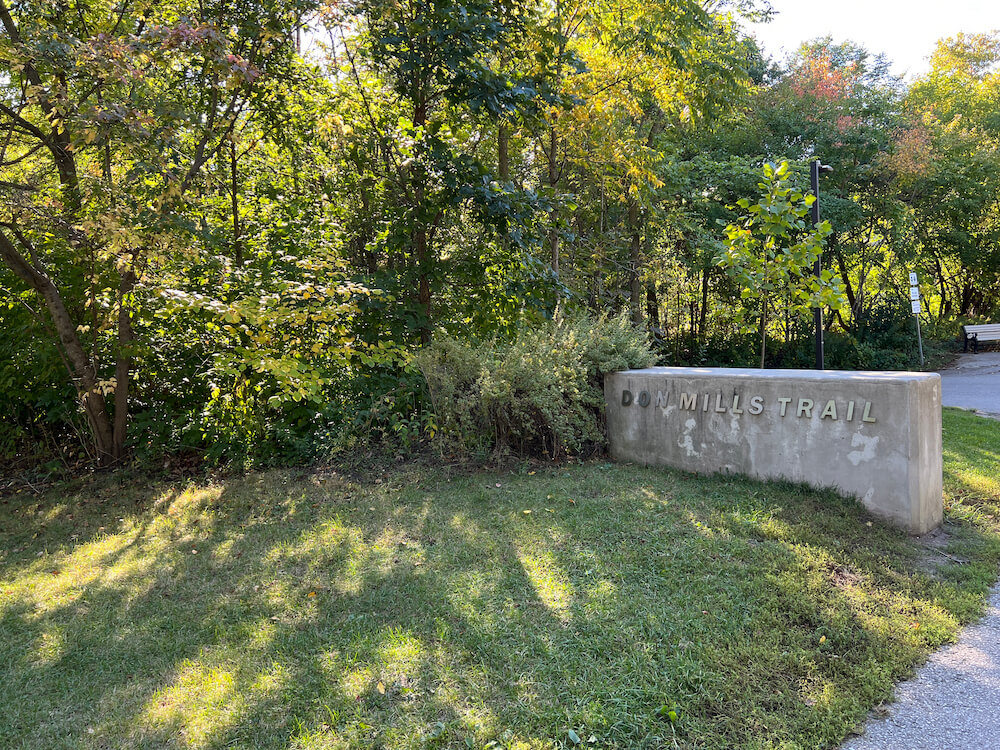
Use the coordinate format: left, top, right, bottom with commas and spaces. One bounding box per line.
605, 367, 942, 534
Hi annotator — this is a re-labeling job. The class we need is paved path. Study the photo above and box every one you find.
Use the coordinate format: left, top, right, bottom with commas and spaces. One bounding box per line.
843, 352, 1000, 749
940, 352, 1000, 418
842, 586, 1000, 750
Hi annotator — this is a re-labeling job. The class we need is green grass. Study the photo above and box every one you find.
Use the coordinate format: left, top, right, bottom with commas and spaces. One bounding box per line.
1, 408, 999, 749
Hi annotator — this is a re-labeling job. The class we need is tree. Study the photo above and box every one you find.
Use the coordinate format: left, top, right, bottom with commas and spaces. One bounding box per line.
898, 32, 1000, 320
535, 0, 762, 323
0, 0, 314, 463
718, 161, 846, 367
321, 0, 555, 344
726, 39, 907, 333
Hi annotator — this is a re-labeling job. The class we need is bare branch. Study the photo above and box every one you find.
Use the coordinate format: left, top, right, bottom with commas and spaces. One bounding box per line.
1, 141, 47, 167
0, 179, 36, 191
0, 102, 52, 145
338, 24, 408, 189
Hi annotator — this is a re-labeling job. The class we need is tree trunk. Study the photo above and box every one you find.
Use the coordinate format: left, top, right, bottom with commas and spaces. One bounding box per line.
0, 230, 115, 461
759, 294, 768, 369
414, 99, 432, 344
960, 275, 975, 317
934, 255, 949, 323
357, 187, 377, 273
698, 268, 709, 341
646, 279, 660, 331
832, 243, 856, 327
0, 5, 116, 457
498, 121, 509, 182
413, 177, 431, 344
547, 127, 560, 276
627, 199, 642, 325
112, 269, 136, 460
231, 139, 242, 264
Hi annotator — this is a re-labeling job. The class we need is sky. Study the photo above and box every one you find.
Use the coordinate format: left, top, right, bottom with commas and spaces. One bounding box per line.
746, 0, 1000, 79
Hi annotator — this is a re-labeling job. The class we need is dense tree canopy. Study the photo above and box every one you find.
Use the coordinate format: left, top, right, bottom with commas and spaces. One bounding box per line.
2, 1, 999, 468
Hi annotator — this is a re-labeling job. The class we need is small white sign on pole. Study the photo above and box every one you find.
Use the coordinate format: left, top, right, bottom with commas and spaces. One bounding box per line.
909, 272, 924, 366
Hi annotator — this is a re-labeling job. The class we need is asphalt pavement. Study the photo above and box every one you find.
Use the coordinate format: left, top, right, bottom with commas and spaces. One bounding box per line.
841, 586, 1000, 750
842, 351, 1000, 749
940, 351, 1000, 418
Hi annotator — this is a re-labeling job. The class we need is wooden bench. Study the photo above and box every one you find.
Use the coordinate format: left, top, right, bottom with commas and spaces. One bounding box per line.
963, 323, 1000, 352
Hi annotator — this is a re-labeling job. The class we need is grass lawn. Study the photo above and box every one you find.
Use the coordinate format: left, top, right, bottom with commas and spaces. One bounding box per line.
1, 408, 999, 750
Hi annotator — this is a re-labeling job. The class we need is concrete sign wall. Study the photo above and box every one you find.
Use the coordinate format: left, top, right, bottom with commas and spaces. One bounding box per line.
605, 367, 942, 534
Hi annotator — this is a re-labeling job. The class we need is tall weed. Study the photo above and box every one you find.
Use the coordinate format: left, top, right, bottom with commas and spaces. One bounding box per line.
417, 314, 654, 459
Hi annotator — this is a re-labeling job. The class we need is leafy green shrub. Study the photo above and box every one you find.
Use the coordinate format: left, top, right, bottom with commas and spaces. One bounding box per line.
0, 303, 84, 465
417, 313, 654, 459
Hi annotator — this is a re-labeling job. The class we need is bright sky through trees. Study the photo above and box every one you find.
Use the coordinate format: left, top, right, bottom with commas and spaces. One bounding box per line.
748, 0, 1000, 77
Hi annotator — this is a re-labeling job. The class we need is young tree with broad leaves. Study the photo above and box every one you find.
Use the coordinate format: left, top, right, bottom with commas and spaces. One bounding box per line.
718, 160, 846, 367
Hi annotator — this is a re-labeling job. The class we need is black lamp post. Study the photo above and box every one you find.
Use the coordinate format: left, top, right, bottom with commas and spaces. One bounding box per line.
810, 159, 833, 370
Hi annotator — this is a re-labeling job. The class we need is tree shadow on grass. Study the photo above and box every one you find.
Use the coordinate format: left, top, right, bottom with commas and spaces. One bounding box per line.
0, 471, 594, 748
2, 453, 1000, 749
